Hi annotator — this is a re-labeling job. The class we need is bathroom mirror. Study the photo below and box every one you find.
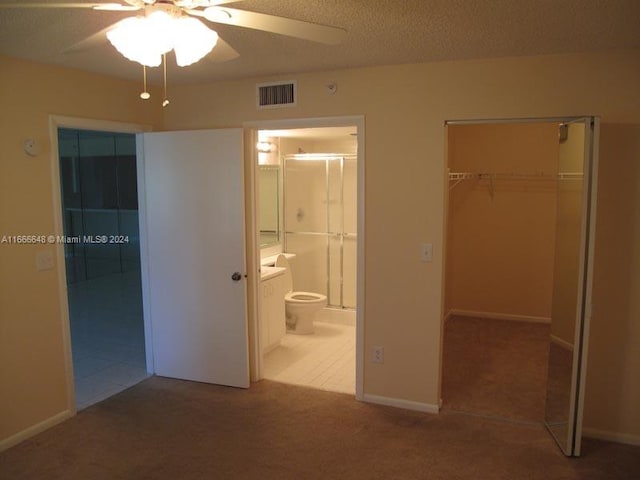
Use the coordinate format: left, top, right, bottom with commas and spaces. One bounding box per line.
544, 118, 598, 457
259, 165, 281, 247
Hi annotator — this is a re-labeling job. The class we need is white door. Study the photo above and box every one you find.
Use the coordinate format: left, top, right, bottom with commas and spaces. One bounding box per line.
138, 129, 249, 388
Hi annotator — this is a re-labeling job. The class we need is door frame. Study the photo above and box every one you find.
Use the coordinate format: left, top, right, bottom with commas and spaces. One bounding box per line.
48, 115, 152, 414
244, 116, 366, 400
440, 115, 599, 456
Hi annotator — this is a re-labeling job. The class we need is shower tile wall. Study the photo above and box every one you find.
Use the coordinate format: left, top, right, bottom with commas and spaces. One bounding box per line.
285, 158, 328, 295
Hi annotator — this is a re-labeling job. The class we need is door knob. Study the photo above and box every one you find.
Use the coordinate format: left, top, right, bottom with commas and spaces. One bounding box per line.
231, 272, 243, 282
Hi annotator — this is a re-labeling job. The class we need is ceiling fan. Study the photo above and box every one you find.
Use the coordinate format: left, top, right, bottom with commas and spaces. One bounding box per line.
0, 1, 347, 67
1, 1, 346, 104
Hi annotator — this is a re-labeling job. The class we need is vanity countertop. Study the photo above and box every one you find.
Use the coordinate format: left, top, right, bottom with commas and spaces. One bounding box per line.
260, 266, 286, 281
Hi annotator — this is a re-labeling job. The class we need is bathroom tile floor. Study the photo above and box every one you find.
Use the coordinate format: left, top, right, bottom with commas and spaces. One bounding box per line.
68, 270, 149, 410
262, 320, 356, 395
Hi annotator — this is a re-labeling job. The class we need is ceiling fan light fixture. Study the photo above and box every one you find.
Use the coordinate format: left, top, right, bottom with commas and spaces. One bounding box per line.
107, 14, 173, 67
107, 8, 218, 68
173, 16, 218, 67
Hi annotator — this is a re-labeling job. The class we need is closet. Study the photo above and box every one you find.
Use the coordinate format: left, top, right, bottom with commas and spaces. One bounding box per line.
442, 120, 588, 430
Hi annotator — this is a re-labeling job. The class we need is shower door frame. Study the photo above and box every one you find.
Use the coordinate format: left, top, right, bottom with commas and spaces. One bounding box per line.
244, 116, 365, 401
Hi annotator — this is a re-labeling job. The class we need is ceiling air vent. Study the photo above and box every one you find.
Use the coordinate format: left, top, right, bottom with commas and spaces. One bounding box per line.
257, 81, 297, 109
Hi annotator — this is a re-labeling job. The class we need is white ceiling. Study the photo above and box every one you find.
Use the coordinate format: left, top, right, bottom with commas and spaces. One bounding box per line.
1, 0, 639, 85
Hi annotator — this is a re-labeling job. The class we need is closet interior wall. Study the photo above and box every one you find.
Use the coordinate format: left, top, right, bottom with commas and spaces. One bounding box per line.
445, 123, 560, 321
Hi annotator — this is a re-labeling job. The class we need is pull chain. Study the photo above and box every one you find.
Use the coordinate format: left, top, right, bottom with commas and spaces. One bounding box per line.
140, 65, 150, 100
162, 54, 170, 107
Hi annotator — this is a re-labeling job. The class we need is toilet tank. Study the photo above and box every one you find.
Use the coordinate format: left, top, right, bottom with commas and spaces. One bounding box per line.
275, 254, 293, 293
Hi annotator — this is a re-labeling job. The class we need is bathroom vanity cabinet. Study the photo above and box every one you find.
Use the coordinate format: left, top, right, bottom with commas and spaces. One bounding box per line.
260, 267, 286, 354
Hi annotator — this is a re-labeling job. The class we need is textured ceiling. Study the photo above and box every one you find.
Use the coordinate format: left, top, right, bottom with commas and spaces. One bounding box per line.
0, 0, 639, 85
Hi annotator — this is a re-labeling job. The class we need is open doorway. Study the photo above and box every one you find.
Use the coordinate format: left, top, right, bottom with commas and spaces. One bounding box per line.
442, 121, 562, 422
441, 117, 595, 422
56, 127, 148, 410
251, 122, 363, 397
441, 117, 599, 456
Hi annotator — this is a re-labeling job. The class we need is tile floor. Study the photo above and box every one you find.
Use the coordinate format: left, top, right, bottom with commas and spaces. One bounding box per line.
67, 270, 149, 410
262, 315, 356, 395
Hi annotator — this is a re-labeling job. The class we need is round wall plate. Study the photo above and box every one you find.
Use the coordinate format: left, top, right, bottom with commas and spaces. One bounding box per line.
23, 139, 39, 157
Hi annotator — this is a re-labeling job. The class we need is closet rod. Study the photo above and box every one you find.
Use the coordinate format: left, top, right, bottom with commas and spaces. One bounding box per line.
448, 171, 583, 190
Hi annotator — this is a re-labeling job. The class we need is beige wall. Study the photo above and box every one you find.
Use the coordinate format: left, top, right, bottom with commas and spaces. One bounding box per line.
446, 123, 558, 319
0, 55, 162, 445
1, 49, 639, 446
163, 49, 640, 440
584, 123, 640, 440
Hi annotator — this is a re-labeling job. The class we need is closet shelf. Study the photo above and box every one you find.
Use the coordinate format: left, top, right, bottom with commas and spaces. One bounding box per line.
448, 171, 583, 190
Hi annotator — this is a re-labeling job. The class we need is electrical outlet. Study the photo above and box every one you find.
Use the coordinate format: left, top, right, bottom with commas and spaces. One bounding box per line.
421, 243, 433, 262
372, 346, 384, 364
36, 250, 54, 271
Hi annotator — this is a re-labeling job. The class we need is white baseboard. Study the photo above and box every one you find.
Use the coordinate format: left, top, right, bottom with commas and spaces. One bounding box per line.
583, 427, 640, 447
449, 309, 551, 324
550, 334, 574, 352
0, 410, 73, 452
362, 393, 440, 414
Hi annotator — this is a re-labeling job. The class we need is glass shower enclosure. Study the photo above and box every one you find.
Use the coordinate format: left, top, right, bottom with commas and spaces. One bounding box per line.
58, 129, 140, 283
283, 153, 357, 309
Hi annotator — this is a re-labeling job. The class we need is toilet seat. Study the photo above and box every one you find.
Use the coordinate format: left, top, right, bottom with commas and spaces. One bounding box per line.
285, 291, 327, 304
275, 254, 327, 334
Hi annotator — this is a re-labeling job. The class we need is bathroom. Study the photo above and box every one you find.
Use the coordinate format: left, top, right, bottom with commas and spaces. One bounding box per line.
257, 126, 358, 395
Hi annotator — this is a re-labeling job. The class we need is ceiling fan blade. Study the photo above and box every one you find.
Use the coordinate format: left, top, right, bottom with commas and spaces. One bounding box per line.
93, 3, 142, 11
176, 0, 243, 7
206, 36, 239, 62
0, 2, 139, 9
196, 6, 346, 45
61, 18, 239, 62
61, 19, 126, 53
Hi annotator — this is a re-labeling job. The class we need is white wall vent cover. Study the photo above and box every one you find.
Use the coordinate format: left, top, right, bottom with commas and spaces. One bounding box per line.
257, 81, 297, 109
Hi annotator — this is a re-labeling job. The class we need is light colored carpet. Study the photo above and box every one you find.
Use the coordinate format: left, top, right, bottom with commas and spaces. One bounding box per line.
442, 316, 550, 422
1, 376, 639, 479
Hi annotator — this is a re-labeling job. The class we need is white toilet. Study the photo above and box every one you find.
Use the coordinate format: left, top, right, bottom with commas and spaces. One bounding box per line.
275, 254, 327, 334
